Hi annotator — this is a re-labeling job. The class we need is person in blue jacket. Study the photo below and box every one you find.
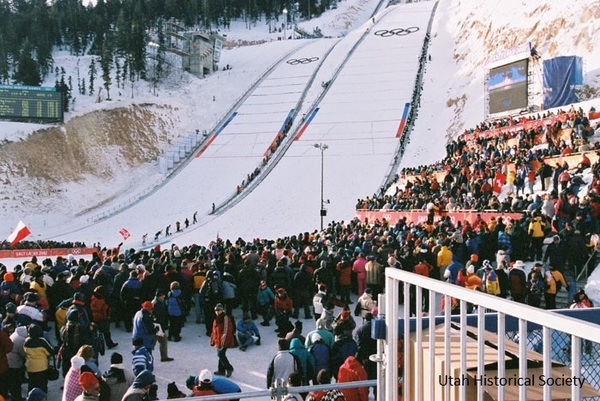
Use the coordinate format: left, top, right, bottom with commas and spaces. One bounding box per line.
132, 301, 156, 352
186, 373, 241, 401
131, 337, 154, 376
236, 312, 260, 351
166, 282, 184, 342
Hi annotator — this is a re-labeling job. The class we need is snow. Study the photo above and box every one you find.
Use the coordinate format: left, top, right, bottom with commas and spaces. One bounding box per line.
2, 0, 600, 400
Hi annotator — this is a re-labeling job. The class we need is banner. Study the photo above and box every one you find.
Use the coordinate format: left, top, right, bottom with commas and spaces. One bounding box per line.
543, 56, 583, 109
354, 209, 523, 227
0, 247, 97, 259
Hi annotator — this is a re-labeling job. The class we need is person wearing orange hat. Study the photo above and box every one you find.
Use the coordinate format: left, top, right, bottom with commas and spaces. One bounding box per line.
0, 272, 21, 310
75, 371, 101, 401
132, 301, 156, 354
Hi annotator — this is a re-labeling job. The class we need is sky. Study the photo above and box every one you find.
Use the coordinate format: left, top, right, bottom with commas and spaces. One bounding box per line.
3, 0, 600, 399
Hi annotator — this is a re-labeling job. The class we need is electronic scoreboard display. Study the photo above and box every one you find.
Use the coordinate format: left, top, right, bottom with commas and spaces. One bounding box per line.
0, 85, 63, 122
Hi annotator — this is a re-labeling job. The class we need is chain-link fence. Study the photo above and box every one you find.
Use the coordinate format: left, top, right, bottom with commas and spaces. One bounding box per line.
509, 328, 600, 400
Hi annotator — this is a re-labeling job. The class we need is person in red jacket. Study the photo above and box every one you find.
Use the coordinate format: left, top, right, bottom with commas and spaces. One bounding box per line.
274, 288, 294, 337
90, 286, 118, 350
336, 260, 352, 305
337, 355, 368, 401
210, 303, 235, 378
0, 327, 14, 397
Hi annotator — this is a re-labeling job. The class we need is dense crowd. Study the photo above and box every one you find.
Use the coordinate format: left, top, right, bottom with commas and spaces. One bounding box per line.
358, 105, 600, 215
0, 196, 597, 401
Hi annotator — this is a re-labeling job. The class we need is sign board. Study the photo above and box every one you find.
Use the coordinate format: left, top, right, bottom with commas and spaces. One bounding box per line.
0, 85, 64, 122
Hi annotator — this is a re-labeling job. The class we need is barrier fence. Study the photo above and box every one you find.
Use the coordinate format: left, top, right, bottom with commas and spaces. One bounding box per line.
383, 268, 600, 401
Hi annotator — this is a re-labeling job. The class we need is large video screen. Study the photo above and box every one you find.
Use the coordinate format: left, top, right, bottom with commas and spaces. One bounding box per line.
488, 59, 528, 114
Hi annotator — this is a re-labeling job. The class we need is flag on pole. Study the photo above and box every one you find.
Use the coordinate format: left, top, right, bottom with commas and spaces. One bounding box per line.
119, 228, 131, 241
7, 220, 31, 247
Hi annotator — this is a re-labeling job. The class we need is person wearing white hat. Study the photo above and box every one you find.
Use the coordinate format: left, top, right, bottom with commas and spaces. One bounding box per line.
508, 261, 527, 303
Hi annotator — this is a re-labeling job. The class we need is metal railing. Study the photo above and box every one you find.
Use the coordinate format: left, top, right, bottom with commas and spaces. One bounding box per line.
383, 268, 600, 401
154, 379, 377, 401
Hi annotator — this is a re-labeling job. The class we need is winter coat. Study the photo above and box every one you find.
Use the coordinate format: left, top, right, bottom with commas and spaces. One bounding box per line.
221, 273, 237, 301
90, 294, 110, 322
7, 325, 27, 369
23, 324, 54, 373
131, 346, 153, 376
167, 289, 183, 317
336, 263, 352, 286
305, 326, 334, 350
289, 338, 315, 383
210, 313, 235, 349
63, 362, 86, 401
484, 271, 500, 295
351, 257, 367, 281
152, 297, 168, 330
357, 293, 376, 318
0, 329, 13, 373
132, 309, 156, 351
331, 337, 358, 378
257, 287, 275, 307
337, 356, 368, 401
266, 350, 299, 387
103, 364, 135, 401
274, 294, 293, 314
365, 259, 382, 286
308, 341, 330, 377
545, 270, 568, 295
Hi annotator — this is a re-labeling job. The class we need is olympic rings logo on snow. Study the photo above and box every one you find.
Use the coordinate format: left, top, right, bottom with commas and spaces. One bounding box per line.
286, 57, 320, 65
374, 27, 420, 37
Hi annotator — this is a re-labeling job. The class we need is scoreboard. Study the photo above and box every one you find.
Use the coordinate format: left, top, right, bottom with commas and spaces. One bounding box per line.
0, 85, 63, 122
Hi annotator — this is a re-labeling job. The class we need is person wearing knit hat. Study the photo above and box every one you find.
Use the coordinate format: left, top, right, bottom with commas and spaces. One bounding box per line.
102, 352, 135, 401
62, 356, 86, 401
131, 338, 153, 376
122, 370, 155, 401
132, 300, 157, 354
210, 300, 235, 378
26, 388, 46, 401
77, 371, 100, 399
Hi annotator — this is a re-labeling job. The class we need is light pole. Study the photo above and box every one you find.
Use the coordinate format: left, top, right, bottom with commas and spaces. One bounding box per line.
314, 143, 328, 230
283, 8, 288, 39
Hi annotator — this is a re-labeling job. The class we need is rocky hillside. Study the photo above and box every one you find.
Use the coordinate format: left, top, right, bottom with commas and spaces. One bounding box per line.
0, 104, 178, 217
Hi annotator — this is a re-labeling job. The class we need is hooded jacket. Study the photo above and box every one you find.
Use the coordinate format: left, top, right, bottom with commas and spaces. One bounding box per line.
7, 325, 27, 368
337, 356, 368, 401
289, 338, 315, 382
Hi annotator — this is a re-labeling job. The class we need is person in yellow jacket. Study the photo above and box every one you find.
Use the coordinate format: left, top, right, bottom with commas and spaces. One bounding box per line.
544, 266, 568, 309
528, 213, 546, 261
437, 241, 453, 279
482, 261, 501, 295
23, 324, 55, 393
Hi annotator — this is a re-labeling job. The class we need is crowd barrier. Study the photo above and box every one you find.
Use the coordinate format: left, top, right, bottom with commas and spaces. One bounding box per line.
354, 209, 523, 226
0, 247, 97, 259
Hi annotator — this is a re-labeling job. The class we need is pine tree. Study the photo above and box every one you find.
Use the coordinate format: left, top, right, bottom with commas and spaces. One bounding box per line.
13, 42, 42, 86
100, 40, 112, 100
88, 57, 97, 96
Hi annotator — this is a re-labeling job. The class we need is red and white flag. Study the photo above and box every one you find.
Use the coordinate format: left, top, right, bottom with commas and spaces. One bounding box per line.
493, 171, 506, 194
7, 220, 31, 247
119, 228, 131, 241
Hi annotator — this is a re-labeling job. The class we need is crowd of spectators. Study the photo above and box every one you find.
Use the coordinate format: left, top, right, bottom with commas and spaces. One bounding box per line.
357, 105, 600, 216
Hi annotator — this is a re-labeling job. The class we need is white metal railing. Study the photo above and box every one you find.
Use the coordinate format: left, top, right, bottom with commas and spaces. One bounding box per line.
383, 269, 600, 401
